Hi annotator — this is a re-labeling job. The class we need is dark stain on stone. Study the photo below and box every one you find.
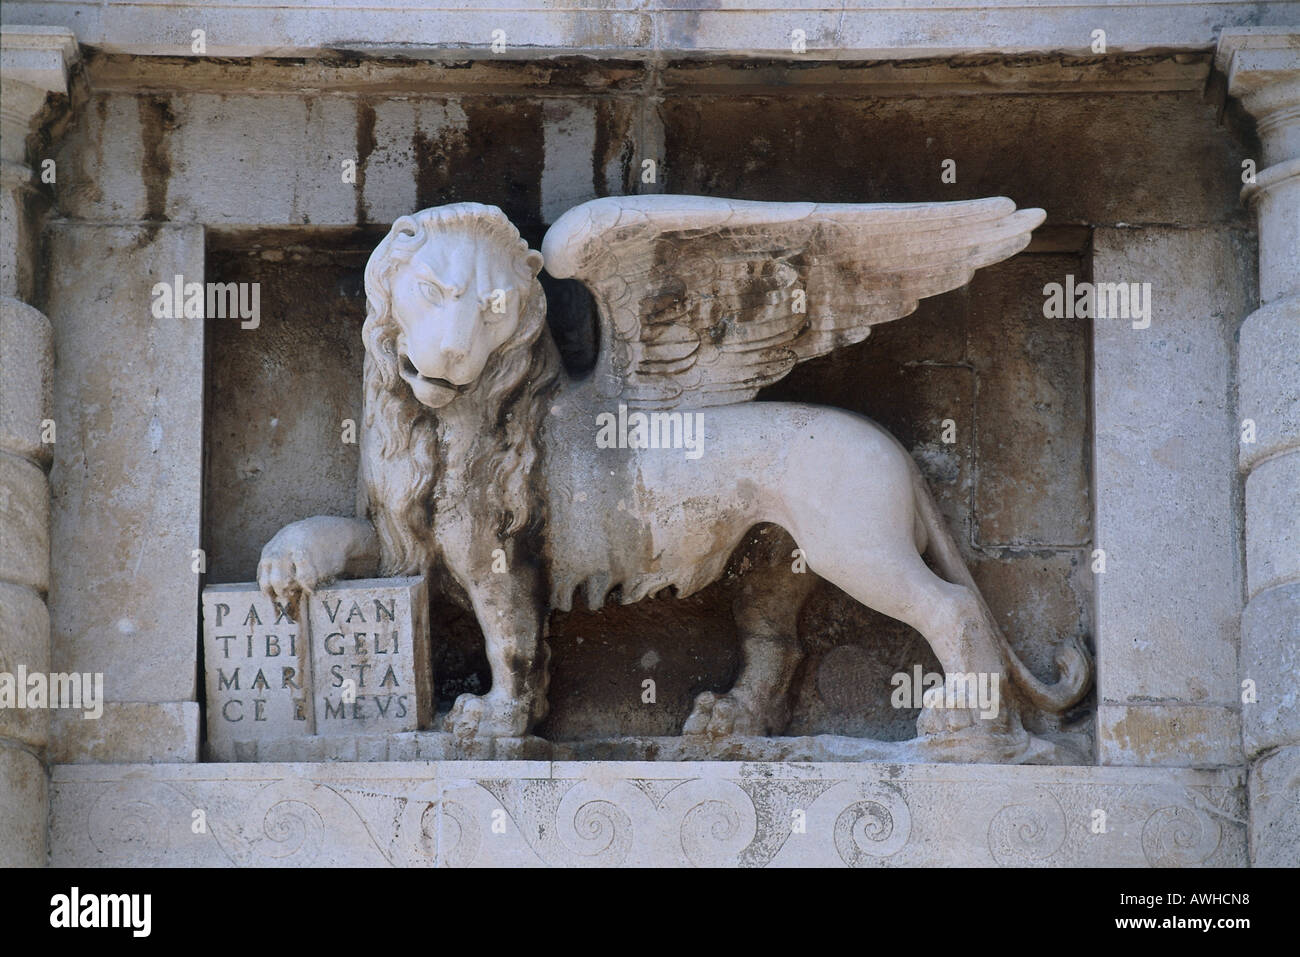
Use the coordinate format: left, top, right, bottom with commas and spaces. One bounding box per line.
592, 99, 628, 197
592, 101, 611, 197
137, 94, 177, 244
412, 98, 544, 245
591, 99, 636, 197
412, 128, 450, 212
354, 98, 377, 225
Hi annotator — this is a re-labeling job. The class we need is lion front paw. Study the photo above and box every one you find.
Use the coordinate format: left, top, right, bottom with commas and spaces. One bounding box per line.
682, 691, 782, 738
445, 692, 531, 742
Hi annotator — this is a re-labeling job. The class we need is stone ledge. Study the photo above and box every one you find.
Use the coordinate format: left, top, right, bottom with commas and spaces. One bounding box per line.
49, 759, 1246, 867
3, 1, 1297, 61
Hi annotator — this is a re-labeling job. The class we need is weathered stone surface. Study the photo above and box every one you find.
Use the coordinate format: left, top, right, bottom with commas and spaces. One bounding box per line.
663, 92, 1251, 229
204, 249, 368, 584
0, 451, 48, 592
1238, 297, 1300, 469
0, 582, 51, 748
48, 81, 1255, 231
45, 222, 204, 705
1245, 452, 1300, 599
54, 92, 551, 235
203, 585, 313, 761
541, 100, 598, 224
48, 760, 1247, 867
310, 577, 432, 735
1251, 169, 1300, 305
0, 176, 38, 301
0, 297, 53, 464
968, 255, 1090, 547
50, 702, 199, 765
9, 0, 1294, 60
1092, 227, 1253, 719
969, 551, 1093, 696
1097, 705, 1243, 769
1241, 582, 1300, 759
0, 744, 46, 867
1249, 745, 1300, 867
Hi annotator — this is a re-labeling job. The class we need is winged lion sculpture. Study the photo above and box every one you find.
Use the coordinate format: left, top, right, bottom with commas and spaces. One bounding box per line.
257, 194, 1092, 761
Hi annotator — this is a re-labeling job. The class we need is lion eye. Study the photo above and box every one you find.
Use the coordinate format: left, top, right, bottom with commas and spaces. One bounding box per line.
418, 281, 444, 304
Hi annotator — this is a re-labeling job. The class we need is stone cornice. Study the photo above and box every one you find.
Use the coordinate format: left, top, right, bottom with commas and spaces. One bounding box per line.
0, 26, 77, 164
1215, 27, 1300, 95
1216, 28, 1299, 168
0, 24, 78, 91
1, 1, 1296, 61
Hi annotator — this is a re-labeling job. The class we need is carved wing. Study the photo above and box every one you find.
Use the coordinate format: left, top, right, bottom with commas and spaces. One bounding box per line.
541, 195, 1045, 410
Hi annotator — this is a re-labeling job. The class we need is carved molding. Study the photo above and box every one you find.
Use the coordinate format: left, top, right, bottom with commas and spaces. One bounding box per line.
0, 26, 77, 164
51, 762, 1248, 867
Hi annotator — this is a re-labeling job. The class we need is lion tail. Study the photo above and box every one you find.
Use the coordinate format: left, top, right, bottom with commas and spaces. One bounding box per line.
911, 469, 1092, 714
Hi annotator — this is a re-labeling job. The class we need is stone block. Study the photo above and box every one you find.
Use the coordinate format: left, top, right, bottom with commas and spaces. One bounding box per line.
969, 255, 1090, 547
47, 760, 1247, 867
0, 582, 51, 749
969, 550, 1092, 688
541, 100, 597, 224
1245, 452, 1300, 599
1091, 228, 1253, 711
0, 452, 48, 592
50, 702, 199, 765
0, 297, 53, 464
1241, 582, 1300, 759
45, 222, 204, 703
1097, 704, 1242, 769
1238, 296, 1300, 469
1249, 745, 1300, 867
0, 744, 46, 867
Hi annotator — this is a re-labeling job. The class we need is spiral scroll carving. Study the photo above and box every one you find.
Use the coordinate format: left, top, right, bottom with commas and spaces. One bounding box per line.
834, 788, 911, 865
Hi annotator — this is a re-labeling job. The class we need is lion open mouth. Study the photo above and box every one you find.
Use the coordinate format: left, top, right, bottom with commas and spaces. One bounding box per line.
400, 354, 471, 395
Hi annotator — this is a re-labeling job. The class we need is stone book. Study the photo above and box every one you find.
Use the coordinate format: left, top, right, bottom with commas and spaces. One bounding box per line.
201, 577, 430, 761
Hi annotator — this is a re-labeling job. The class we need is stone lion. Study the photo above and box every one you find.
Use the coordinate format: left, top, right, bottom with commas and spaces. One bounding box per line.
259, 196, 1091, 759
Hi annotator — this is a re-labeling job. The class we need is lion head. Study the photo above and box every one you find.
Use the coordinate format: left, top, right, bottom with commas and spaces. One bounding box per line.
359, 204, 561, 576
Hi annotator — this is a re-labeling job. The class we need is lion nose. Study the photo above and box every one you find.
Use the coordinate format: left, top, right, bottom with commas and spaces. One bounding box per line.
437, 323, 477, 376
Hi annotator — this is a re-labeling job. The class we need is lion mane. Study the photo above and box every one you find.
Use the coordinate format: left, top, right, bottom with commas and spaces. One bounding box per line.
358, 203, 562, 578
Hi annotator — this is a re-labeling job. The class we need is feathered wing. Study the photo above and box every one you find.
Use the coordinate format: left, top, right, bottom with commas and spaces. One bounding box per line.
541, 195, 1045, 410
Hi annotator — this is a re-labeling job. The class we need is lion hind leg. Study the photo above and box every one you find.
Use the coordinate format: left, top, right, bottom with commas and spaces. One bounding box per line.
683, 560, 818, 738
794, 512, 1016, 736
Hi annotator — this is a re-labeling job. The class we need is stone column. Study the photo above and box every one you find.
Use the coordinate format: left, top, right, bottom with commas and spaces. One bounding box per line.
1216, 28, 1300, 867
0, 26, 77, 868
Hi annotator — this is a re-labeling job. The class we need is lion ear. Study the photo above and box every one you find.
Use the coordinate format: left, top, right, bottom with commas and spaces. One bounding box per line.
525, 249, 544, 277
